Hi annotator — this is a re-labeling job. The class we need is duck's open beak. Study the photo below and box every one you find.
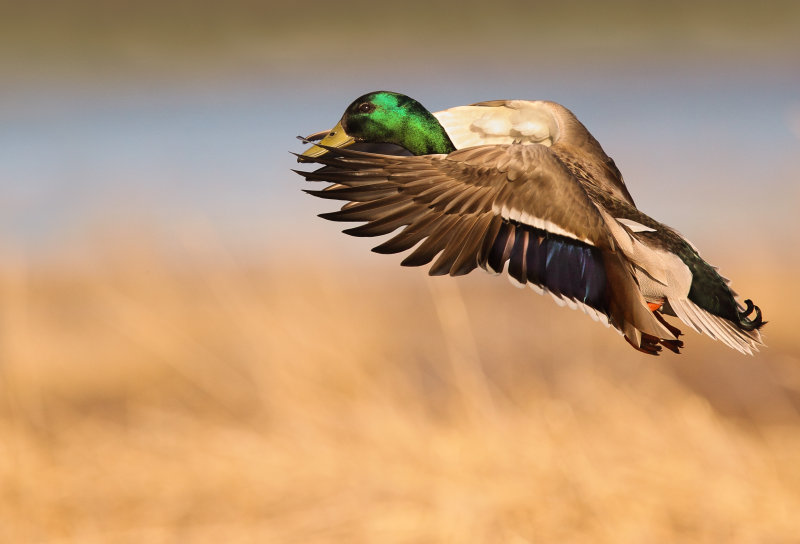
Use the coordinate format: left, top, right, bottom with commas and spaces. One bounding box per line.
300, 121, 355, 160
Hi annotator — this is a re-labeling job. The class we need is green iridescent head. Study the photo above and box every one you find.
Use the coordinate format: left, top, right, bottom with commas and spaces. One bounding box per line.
301, 91, 456, 158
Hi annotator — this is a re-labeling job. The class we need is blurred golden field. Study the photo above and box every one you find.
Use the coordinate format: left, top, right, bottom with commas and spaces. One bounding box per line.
1, 236, 799, 543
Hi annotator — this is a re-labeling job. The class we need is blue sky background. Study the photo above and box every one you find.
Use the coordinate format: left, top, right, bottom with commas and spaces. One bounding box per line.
1, 1, 798, 262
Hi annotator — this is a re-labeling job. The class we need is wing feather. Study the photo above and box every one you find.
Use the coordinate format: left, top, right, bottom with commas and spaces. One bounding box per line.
295, 144, 665, 350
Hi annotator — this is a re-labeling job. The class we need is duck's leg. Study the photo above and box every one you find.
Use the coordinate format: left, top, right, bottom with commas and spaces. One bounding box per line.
626, 311, 685, 355
626, 333, 662, 355
658, 339, 684, 354
652, 311, 684, 354
653, 311, 683, 339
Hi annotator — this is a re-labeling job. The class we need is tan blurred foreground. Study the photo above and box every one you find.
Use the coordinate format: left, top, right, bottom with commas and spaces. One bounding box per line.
1, 239, 799, 543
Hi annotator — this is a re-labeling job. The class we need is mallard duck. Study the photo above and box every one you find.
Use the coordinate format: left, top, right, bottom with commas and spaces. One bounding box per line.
294, 91, 765, 355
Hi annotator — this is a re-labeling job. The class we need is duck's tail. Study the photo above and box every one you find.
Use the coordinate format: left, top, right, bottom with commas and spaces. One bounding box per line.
598, 208, 765, 355
666, 296, 764, 355
736, 299, 765, 331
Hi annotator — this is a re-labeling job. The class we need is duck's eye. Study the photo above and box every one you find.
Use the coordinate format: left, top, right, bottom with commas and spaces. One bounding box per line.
357, 102, 375, 113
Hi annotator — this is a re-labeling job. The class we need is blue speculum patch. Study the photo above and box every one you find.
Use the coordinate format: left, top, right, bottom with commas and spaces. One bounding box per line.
489, 221, 607, 312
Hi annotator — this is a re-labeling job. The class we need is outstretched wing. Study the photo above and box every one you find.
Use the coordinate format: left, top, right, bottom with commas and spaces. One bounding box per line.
295, 144, 672, 344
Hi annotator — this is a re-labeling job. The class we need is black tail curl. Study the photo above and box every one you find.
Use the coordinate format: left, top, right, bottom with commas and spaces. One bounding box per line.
737, 299, 765, 331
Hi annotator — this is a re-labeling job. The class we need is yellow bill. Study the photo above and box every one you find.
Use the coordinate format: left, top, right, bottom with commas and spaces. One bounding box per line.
300, 121, 355, 159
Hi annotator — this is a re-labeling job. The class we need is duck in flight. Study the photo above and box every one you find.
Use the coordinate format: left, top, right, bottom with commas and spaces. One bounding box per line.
293, 91, 765, 355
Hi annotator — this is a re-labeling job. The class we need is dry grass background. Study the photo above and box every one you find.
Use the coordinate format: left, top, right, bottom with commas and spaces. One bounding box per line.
0, 236, 798, 543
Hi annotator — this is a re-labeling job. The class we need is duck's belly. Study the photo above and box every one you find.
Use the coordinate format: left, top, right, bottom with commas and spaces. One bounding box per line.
635, 269, 667, 304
